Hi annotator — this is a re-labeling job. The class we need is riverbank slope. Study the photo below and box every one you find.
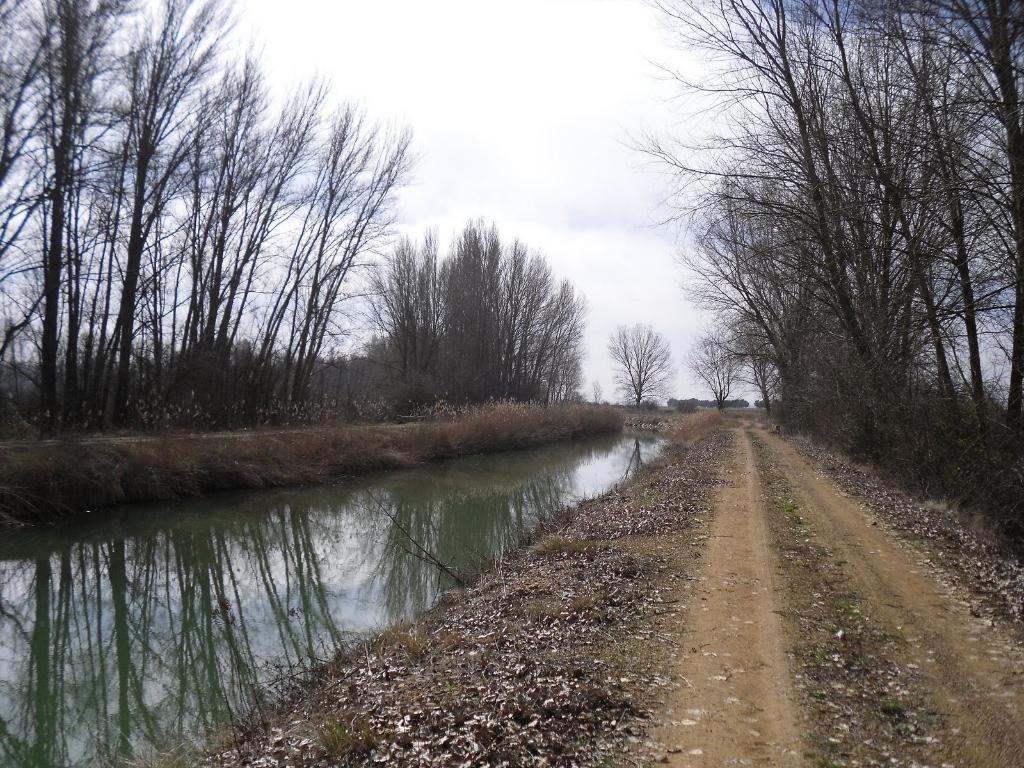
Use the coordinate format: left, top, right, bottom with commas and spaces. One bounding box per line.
196, 412, 1024, 768
196, 410, 727, 768
0, 403, 622, 525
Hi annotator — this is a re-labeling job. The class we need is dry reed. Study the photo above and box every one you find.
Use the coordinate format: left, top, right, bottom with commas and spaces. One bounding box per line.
0, 403, 623, 524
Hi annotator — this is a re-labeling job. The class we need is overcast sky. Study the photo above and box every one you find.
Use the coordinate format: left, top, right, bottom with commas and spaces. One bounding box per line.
237, 0, 726, 402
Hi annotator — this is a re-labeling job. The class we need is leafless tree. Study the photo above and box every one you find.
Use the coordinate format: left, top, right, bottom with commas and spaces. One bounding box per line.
647, 0, 1023, 531
608, 323, 673, 406
0, 0, 415, 430
0, 0, 43, 300
369, 222, 586, 407
170, 64, 323, 409
369, 231, 443, 385
36, 0, 128, 427
688, 330, 738, 411
730, 324, 778, 414
110, 0, 226, 423
271, 111, 412, 406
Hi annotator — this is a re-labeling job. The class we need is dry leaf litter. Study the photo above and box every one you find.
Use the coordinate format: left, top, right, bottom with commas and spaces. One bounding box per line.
202, 428, 731, 768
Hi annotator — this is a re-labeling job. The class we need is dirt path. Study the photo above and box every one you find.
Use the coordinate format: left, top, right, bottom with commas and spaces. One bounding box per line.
651, 420, 1024, 767
753, 422, 1024, 766
653, 428, 803, 765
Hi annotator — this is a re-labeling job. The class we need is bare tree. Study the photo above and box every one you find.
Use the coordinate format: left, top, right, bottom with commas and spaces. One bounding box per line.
0, 0, 417, 430
266, 110, 412, 406
370, 231, 442, 385
0, 0, 43, 297
37, 0, 128, 427
688, 330, 738, 411
646, 0, 1024, 532
727, 320, 779, 414
169, 63, 323, 412
368, 221, 587, 407
0, 0, 45, 370
608, 323, 673, 406
110, 0, 226, 424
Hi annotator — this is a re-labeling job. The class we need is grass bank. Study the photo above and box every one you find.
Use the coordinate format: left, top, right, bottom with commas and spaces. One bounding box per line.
191, 411, 726, 768
0, 402, 622, 525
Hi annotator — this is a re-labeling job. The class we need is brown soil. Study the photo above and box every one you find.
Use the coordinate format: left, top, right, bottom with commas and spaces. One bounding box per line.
753, 430, 952, 766
650, 428, 803, 765
753, 421, 1024, 766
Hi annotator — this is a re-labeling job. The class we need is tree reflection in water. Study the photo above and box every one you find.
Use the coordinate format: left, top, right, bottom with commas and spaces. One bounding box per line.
0, 433, 663, 767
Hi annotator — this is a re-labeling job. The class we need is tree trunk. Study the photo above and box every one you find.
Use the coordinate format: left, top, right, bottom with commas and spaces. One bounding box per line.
112, 149, 152, 425
40, 175, 66, 430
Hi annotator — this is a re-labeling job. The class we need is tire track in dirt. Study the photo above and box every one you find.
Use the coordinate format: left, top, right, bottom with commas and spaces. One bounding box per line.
653, 427, 802, 766
757, 423, 1024, 766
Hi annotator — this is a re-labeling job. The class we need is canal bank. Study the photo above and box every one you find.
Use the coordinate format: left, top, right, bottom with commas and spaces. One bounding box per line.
0, 403, 622, 525
196, 411, 727, 768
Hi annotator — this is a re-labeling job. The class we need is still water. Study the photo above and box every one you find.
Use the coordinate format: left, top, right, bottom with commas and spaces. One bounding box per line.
0, 432, 664, 767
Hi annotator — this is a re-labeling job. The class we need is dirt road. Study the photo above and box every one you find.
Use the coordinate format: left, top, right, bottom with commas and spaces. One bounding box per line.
652, 421, 1024, 767
654, 428, 802, 766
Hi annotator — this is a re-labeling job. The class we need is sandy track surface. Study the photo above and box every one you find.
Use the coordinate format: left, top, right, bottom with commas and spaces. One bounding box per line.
652, 420, 1024, 767
654, 428, 803, 766
755, 422, 1024, 766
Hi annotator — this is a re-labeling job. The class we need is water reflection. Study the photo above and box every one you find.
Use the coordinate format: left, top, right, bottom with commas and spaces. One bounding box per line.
0, 433, 663, 767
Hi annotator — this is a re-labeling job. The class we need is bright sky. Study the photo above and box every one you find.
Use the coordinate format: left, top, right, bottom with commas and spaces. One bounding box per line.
237, 0, 721, 401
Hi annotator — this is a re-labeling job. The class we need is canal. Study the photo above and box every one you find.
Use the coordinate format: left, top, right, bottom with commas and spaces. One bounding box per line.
0, 432, 664, 767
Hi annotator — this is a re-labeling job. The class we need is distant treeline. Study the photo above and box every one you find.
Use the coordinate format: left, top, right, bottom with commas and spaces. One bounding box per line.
668, 398, 750, 411
365, 222, 586, 410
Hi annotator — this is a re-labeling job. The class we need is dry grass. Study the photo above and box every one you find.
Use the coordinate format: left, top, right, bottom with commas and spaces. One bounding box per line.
317, 715, 378, 758
534, 535, 601, 558
667, 410, 725, 443
623, 409, 724, 446
408, 401, 624, 457
373, 622, 430, 660
0, 403, 622, 524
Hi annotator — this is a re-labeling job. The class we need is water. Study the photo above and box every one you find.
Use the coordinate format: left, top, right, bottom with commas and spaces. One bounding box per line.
0, 432, 664, 767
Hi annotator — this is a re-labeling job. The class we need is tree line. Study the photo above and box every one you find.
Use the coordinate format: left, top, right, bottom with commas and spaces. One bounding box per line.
0, 0, 413, 431
651, 0, 1024, 536
367, 221, 586, 409
667, 398, 750, 411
